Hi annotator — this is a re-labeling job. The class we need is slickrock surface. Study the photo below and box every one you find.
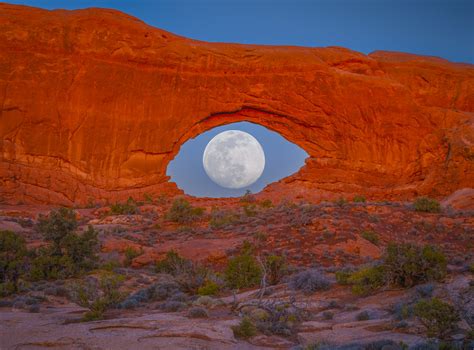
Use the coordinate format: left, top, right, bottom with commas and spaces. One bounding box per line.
1, 3, 473, 205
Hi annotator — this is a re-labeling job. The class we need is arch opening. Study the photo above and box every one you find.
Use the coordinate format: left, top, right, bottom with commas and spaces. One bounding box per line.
167, 121, 309, 197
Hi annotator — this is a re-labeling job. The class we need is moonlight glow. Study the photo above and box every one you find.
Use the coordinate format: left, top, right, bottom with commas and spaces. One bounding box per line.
203, 130, 265, 189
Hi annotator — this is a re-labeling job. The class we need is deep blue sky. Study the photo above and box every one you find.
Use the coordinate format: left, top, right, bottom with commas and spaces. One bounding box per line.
7, 0, 474, 63
167, 122, 308, 197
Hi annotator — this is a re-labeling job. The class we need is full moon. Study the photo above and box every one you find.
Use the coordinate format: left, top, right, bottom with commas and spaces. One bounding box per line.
203, 130, 265, 189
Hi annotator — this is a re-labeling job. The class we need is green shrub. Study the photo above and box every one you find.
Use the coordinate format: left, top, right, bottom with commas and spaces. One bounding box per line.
347, 266, 385, 296
0, 230, 27, 296
101, 260, 121, 272
353, 195, 366, 203
155, 250, 208, 293
110, 197, 138, 215
143, 193, 153, 203
225, 247, 262, 290
343, 243, 447, 295
243, 203, 258, 217
254, 231, 267, 242
232, 317, 257, 339
414, 197, 441, 213
361, 230, 379, 245
197, 280, 220, 296
335, 270, 352, 285
166, 198, 204, 224
260, 199, 273, 208
209, 208, 238, 229
155, 250, 191, 275
71, 272, 126, 321
414, 298, 459, 338
265, 254, 288, 285
383, 243, 447, 288
335, 197, 347, 207
123, 246, 143, 267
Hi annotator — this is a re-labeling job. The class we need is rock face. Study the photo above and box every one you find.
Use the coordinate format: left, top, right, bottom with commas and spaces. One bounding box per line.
0, 3, 473, 205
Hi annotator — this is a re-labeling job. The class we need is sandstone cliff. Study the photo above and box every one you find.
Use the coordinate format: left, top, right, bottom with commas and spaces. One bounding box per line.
0, 3, 473, 205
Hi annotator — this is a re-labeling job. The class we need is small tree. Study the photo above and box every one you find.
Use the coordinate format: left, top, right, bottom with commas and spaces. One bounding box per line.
166, 198, 204, 224
0, 230, 28, 295
37, 207, 78, 255
383, 243, 446, 288
33, 208, 99, 279
265, 254, 288, 285
225, 242, 262, 289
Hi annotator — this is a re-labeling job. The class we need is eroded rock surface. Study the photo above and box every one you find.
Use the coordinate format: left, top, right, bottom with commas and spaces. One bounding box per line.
0, 3, 473, 205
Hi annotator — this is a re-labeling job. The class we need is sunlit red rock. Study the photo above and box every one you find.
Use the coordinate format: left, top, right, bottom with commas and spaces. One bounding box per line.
0, 3, 473, 205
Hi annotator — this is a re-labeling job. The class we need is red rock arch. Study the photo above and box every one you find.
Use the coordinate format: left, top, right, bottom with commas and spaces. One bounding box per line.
0, 4, 473, 205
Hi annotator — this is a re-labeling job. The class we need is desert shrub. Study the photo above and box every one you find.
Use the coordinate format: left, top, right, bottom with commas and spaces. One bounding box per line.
197, 280, 220, 296
260, 199, 273, 208
243, 203, 258, 217
416, 283, 434, 298
123, 246, 143, 267
335, 270, 351, 285
240, 190, 256, 203
101, 260, 121, 272
393, 302, 413, 321
335, 267, 354, 285
110, 197, 138, 215
265, 254, 288, 285
29, 250, 75, 281
232, 317, 257, 339
347, 265, 385, 296
188, 306, 209, 318
155, 250, 192, 275
70, 272, 126, 321
254, 302, 304, 336
118, 280, 182, 308
467, 263, 474, 274
143, 193, 153, 203
289, 269, 331, 294
0, 230, 28, 296
159, 300, 186, 312
356, 310, 370, 321
414, 197, 441, 213
209, 208, 238, 229
353, 195, 366, 203
383, 243, 447, 288
254, 231, 267, 243
361, 230, 379, 245
225, 245, 262, 290
322, 311, 333, 320
166, 198, 204, 224
335, 197, 347, 207
155, 250, 207, 293
414, 298, 459, 338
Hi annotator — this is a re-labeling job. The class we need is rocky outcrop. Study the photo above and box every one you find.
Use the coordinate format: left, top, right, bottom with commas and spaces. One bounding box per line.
1, 3, 473, 205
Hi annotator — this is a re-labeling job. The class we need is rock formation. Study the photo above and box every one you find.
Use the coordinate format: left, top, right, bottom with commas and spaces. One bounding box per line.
0, 3, 473, 205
